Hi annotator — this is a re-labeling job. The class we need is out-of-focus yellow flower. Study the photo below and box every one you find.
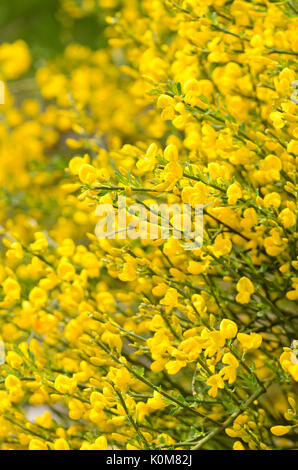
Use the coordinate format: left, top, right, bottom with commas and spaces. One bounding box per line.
236, 277, 254, 304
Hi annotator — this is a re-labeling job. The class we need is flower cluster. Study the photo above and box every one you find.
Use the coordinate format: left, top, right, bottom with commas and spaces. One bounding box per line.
0, 0, 297, 450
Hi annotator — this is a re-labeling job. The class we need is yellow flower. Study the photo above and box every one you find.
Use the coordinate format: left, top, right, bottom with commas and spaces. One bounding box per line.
101, 330, 122, 352
241, 208, 258, 231
29, 232, 48, 252
264, 192, 281, 209
119, 257, 137, 282
78, 163, 97, 184
5, 374, 22, 391
147, 391, 166, 411
57, 261, 76, 281
220, 319, 238, 339
54, 375, 77, 394
6, 351, 23, 368
136, 402, 149, 422
206, 374, 225, 397
288, 364, 298, 381
160, 287, 180, 312
270, 426, 291, 436
261, 155, 282, 181
157, 95, 175, 120
0, 391, 10, 413
0, 0, 297, 452
187, 260, 204, 275
93, 436, 108, 450
233, 441, 245, 450
0, 40, 31, 79
152, 283, 167, 296
237, 332, 262, 350
6, 242, 24, 262
2, 277, 21, 301
182, 182, 209, 206
227, 183, 242, 205
68, 155, 90, 175
287, 139, 298, 155
220, 353, 239, 384
54, 438, 70, 450
212, 234, 232, 257
136, 143, 158, 173
165, 360, 187, 375
278, 208, 296, 229
157, 94, 175, 109
264, 229, 285, 257
35, 411, 52, 429
270, 111, 285, 129
68, 398, 85, 420
164, 143, 178, 162
28, 439, 48, 450
29, 287, 48, 308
